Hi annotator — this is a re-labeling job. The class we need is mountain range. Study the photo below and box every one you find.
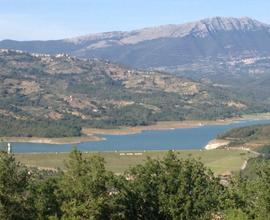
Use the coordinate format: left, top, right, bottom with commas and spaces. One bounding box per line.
1, 17, 270, 69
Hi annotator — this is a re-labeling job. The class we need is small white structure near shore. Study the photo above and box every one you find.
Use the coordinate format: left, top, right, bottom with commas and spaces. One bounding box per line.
7, 143, 12, 154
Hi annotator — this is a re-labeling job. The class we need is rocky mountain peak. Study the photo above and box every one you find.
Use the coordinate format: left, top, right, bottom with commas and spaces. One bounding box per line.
194, 17, 267, 34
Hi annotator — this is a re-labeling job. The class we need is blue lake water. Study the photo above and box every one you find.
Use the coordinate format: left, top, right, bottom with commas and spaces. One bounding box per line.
12, 119, 270, 153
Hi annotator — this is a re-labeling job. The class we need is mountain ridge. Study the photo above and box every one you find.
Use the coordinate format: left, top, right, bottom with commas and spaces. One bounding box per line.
65, 16, 269, 45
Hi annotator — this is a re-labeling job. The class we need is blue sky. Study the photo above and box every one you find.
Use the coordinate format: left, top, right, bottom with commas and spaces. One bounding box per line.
0, 0, 269, 40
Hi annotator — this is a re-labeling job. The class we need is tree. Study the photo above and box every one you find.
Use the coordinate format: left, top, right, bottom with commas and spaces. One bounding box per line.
227, 160, 270, 219
118, 151, 225, 220
251, 161, 270, 219
0, 151, 34, 220
29, 174, 61, 220
159, 152, 224, 220
58, 148, 115, 220
116, 157, 164, 220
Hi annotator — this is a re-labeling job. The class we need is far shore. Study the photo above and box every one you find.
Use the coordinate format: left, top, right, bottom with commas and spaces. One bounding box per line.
2, 112, 270, 145
82, 112, 270, 136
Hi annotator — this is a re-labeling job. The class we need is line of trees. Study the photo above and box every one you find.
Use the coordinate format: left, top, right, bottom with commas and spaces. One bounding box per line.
0, 149, 269, 219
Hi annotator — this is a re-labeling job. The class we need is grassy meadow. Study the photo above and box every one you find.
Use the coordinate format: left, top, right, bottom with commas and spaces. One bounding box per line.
15, 149, 256, 175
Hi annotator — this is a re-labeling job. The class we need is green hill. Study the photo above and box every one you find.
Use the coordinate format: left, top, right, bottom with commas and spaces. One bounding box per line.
0, 49, 267, 137
218, 124, 270, 149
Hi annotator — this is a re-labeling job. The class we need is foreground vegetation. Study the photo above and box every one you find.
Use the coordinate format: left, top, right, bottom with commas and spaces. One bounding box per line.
1, 148, 270, 219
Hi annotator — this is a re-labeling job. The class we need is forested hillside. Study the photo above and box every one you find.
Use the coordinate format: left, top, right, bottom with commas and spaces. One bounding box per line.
0, 49, 261, 138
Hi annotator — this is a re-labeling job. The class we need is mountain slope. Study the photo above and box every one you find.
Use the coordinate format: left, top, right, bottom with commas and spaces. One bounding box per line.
0, 50, 253, 138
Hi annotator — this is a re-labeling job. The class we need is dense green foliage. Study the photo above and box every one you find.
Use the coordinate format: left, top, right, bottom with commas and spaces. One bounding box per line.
58, 149, 116, 219
117, 152, 225, 220
218, 124, 270, 147
0, 152, 33, 219
1, 149, 270, 219
219, 124, 270, 140
228, 160, 270, 220
0, 116, 82, 138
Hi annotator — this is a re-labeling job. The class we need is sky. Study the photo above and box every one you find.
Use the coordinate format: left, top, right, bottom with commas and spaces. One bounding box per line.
0, 0, 270, 40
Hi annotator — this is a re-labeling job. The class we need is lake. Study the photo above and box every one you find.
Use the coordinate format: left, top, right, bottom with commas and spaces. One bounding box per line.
12, 119, 270, 153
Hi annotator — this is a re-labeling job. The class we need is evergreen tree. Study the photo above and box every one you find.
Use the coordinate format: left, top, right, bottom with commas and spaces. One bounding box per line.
0, 152, 34, 220
58, 148, 115, 220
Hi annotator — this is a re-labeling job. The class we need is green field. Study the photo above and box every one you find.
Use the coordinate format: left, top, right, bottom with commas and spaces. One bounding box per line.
15, 149, 256, 175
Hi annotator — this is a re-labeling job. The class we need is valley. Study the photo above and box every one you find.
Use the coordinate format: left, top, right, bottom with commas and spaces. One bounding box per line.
1, 3, 270, 217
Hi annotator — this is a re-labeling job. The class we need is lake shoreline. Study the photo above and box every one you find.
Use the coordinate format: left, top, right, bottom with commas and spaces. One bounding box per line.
1, 135, 104, 145
82, 113, 270, 136
2, 113, 270, 145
